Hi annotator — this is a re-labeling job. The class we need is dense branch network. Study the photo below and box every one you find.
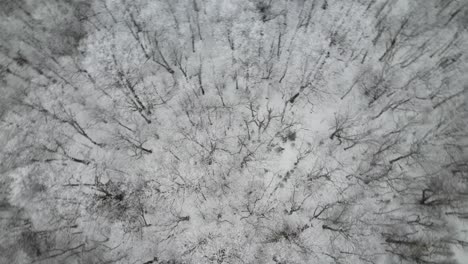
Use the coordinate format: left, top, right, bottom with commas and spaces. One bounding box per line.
0, 0, 467, 263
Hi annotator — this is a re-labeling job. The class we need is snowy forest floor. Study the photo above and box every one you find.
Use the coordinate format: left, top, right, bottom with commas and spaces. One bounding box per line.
1, 0, 468, 263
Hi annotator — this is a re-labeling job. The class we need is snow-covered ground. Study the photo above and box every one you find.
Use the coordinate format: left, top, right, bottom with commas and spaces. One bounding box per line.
1, 0, 467, 263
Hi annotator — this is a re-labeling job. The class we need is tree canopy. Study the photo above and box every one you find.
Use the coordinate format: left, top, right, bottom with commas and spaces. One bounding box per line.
1, 0, 467, 263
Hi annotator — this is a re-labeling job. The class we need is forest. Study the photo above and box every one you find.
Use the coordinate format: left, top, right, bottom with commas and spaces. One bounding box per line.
0, 0, 467, 263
